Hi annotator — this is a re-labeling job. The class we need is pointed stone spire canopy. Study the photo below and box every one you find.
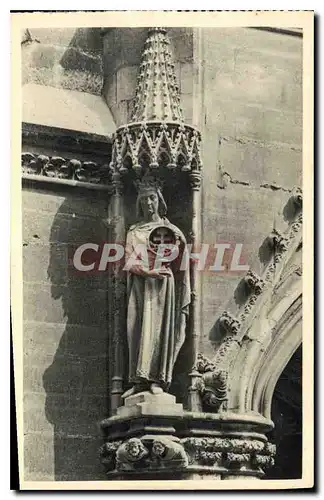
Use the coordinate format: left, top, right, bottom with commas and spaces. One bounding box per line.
110, 27, 202, 177
131, 27, 183, 123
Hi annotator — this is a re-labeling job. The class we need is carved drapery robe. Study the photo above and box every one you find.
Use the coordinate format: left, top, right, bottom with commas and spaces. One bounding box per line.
125, 218, 191, 388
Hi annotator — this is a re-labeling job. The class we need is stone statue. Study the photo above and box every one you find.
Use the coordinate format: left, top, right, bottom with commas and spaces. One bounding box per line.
122, 177, 191, 398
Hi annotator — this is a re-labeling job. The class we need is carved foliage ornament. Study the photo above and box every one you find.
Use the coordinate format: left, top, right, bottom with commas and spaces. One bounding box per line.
244, 270, 265, 295
22, 152, 112, 185
183, 437, 275, 471
219, 311, 241, 335
195, 353, 228, 412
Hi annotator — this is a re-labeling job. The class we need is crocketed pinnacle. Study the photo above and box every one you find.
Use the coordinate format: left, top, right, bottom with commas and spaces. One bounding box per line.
131, 27, 184, 123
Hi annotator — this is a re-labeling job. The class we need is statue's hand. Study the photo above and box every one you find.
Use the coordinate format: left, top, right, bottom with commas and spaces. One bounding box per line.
147, 268, 171, 279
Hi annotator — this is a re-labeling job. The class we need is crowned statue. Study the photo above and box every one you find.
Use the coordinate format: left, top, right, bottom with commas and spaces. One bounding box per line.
122, 177, 191, 399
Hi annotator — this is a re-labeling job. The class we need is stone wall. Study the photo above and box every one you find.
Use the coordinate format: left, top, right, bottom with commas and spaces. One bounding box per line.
22, 28, 104, 94
22, 178, 110, 481
199, 28, 302, 356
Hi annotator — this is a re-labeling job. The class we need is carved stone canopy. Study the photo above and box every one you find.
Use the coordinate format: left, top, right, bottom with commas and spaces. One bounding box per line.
131, 27, 183, 124
110, 28, 202, 181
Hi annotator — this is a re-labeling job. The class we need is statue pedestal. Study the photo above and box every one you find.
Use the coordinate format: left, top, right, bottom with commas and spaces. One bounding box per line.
100, 404, 276, 481
117, 391, 184, 418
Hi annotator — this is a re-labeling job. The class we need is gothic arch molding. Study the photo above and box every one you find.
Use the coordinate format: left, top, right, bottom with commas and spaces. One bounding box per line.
204, 191, 303, 420
251, 296, 302, 419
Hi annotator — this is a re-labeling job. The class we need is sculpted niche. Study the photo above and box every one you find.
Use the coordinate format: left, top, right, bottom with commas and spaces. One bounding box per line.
122, 177, 191, 399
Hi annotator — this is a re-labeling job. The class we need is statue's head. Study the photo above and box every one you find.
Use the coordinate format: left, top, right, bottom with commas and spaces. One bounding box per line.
152, 439, 167, 458
125, 438, 142, 458
135, 176, 167, 220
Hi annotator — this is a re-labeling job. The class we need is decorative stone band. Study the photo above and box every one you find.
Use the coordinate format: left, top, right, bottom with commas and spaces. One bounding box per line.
21, 152, 112, 185
110, 121, 202, 175
100, 435, 276, 477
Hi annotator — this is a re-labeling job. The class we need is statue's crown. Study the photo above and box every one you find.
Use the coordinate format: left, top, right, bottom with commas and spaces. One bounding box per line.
135, 176, 163, 193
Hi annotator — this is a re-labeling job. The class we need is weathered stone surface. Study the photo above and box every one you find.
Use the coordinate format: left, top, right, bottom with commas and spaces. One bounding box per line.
117, 392, 184, 417
23, 84, 115, 135
23, 283, 108, 326
23, 208, 106, 245
24, 431, 55, 480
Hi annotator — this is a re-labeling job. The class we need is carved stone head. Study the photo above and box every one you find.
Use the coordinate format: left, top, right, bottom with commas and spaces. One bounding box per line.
152, 440, 167, 458
135, 176, 167, 219
125, 438, 143, 458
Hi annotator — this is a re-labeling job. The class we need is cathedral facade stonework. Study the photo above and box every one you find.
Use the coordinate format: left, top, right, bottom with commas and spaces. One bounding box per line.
20, 24, 304, 483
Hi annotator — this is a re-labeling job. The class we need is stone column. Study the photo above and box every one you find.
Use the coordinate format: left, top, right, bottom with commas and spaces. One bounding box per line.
109, 171, 126, 414
188, 169, 203, 411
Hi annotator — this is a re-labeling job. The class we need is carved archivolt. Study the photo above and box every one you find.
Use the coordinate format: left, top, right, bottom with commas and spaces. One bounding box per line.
251, 298, 302, 419
196, 190, 303, 418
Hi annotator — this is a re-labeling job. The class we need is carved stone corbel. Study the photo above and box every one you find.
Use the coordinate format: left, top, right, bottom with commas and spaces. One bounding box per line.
290, 186, 303, 211
219, 311, 241, 335
103, 436, 188, 473
116, 438, 149, 472
151, 437, 189, 469
195, 353, 228, 412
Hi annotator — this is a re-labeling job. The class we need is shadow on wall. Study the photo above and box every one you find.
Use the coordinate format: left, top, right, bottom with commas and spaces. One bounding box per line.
42, 193, 110, 481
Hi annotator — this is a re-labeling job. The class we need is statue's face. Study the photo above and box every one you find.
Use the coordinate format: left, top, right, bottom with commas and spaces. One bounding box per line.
127, 439, 140, 457
138, 189, 159, 219
152, 441, 165, 457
